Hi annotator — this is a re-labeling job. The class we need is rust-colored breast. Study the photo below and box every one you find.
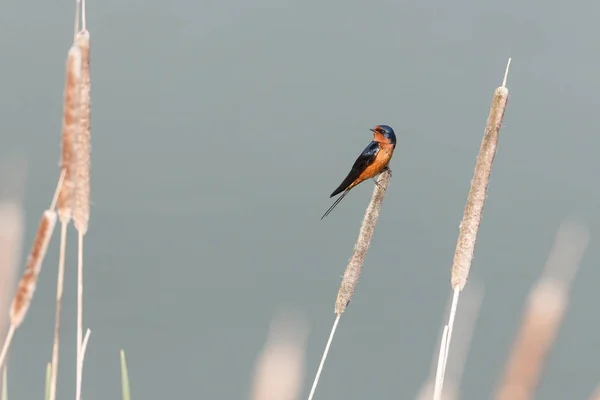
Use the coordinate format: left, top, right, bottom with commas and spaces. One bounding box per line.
353, 143, 395, 187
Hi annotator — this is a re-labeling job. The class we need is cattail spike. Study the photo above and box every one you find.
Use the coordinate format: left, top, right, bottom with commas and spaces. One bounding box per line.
450, 58, 510, 291
74, 30, 91, 235
434, 58, 511, 400
9, 210, 57, 327
334, 170, 391, 314
57, 46, 82, 224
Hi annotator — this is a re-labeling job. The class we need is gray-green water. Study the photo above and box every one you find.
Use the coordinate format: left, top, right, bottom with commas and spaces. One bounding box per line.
2, 0, 600, 398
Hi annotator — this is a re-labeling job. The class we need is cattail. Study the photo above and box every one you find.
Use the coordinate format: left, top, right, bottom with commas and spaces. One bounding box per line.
494, 219, 588, 400
335, 170, 391, 314
307, 169, 392, 400
0, 166, 56, 371
0, 207, 58, 369
433, 58, 511, 400
73, 29, 90, 234
9, 210, 57, 327
450, 69, 510, 291
57, 45, 82, 223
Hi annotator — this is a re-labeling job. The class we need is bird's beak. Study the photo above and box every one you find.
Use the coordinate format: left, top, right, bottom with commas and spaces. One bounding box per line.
369, 128, 376, 132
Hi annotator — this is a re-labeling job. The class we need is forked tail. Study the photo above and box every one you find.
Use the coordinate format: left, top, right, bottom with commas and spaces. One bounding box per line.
321, 190, 350, 220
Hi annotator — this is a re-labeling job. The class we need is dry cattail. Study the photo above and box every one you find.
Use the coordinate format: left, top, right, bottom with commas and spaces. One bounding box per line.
433, 58, 511, 400
450, 67, 510, 291
9, 210, 57, 327
73, 29, 90, 234
57, 45, 82, 223
307, 169, 392, 400
334, 169, 391, 315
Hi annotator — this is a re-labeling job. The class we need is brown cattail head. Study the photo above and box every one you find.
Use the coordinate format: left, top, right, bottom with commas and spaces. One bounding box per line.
9, 210, 57, 327
334, 169, 391, 315
57, 45, 83, 224
73, 30, 91, 234
450, 63, 510, 291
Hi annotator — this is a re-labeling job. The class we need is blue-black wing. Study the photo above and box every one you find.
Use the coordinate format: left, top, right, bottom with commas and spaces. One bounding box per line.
329, 141, 380, 197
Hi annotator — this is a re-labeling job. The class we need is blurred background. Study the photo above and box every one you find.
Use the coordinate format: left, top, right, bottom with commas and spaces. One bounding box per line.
1, 0, 599, 398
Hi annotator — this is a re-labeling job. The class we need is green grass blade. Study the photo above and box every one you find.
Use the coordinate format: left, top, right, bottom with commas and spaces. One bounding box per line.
120, 349, 131, 400
44, 363, 51, 400
2, 366, 7, 400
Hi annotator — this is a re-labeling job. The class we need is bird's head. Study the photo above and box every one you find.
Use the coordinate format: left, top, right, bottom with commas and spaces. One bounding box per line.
370, 125, 396, 146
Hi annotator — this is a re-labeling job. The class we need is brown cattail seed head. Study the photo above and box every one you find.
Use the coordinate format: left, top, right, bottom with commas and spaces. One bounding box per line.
74, 30, 91, 234
450, 86, 509, 291
10, 210, 57, 327
57, 46, 82, 223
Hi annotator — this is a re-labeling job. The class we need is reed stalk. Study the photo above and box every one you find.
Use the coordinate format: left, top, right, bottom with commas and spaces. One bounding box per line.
0, 172, 65, 370
307, 169, 391, 400
433, 58, 511, 400
417, 284, 483, 400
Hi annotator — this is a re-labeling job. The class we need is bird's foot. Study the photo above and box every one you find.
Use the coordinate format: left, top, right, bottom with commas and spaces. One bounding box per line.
372, 178, 385, 190
384, 165, 393, 177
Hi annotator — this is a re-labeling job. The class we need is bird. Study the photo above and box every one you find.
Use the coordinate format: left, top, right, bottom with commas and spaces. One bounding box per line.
321, 125, 397, 220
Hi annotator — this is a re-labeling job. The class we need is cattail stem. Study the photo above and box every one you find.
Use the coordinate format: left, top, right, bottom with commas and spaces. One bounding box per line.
75, 232, 84, 400
307, 315, 340, 400
49, 221, 68, 400
0, 327, 15, 372
433, 58, 511, 400
308, 169, 392, 400
417, 285, 483, 400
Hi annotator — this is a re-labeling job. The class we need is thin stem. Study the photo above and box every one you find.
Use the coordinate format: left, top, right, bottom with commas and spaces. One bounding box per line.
75, 232, 84, 400
49, 222, 68, 400
0, 326, 15, 371
307, 315, 340, 400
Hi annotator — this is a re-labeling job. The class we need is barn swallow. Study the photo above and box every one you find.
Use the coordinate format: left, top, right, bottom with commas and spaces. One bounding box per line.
321, 125, 397, 220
